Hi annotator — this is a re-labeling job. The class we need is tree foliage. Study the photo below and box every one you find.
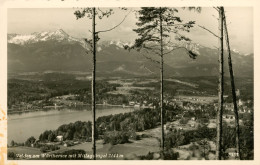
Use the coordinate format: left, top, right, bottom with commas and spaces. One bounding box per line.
127, 7, 198, 59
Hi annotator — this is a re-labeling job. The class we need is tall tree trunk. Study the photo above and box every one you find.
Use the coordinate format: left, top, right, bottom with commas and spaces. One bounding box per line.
216, 6, 224, 160
91, 7, 96, 160
159, 7, 164, 151
223, 9, 241, 160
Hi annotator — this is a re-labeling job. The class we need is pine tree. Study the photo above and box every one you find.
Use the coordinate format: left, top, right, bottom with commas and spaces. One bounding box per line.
130, 7, 198, 151
196, 7, 242, 160
223, 8, 241, 159
74, 7, 130, 160
216, 6, 224, 160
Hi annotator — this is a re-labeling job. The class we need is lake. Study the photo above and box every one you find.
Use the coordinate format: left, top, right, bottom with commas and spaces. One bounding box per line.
7, 105, 134, 144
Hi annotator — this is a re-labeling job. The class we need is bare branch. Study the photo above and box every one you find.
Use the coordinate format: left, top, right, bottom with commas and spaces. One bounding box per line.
214, 46, 219, 50
143, 45, 161, 52
145, 44, 160, 48
163, 37, 172, 46
163, 45, 198, 59
97, 8, 104, 13
140, 37, 172, 51
213, 7, 219, 11
96, 10, 132, 33
142, 65, 157, 74
198, 25, 220, 38
163, 46, 189, 55
162, 23, 192, 27
142, 53, 160, 64
223, 13, 232, 26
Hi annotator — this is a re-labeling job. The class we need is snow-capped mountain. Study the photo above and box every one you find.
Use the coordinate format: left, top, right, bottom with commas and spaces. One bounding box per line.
7, 29, 253, 78
99, 40, 134, 49
8, 29, 85, 46
8, 29, 135, 51
232, 48, 240, 54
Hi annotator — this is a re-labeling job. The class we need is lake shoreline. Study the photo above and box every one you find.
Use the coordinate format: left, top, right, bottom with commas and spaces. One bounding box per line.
7, 103, 136, 115
8, 106, 135, 144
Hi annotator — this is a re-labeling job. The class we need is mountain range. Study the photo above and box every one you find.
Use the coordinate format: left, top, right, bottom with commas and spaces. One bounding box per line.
7, 29, 253, 78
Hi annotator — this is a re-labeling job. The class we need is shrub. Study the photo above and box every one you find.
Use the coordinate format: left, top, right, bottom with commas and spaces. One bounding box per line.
103, 131, 129, 145
8, 151, 16, 160
40, 146, 49, 153
179, 118, 189, 124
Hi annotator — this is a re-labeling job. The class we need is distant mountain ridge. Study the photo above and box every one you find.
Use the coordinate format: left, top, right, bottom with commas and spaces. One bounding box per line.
8, 29, 85, 46
7, 29, 253, 78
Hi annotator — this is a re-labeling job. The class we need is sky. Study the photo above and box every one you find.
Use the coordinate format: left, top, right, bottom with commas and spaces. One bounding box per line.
7, 7, 253, 54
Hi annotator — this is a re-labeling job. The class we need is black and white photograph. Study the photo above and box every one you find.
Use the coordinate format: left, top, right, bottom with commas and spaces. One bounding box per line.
0, 0, 259, 163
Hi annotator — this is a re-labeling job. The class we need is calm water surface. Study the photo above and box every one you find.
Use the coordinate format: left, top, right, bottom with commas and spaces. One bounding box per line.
8, 105, 133, 144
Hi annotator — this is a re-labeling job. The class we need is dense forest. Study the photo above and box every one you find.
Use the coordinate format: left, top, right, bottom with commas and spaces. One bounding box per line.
8, 74, 253, 110
11, 106, 252, 160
